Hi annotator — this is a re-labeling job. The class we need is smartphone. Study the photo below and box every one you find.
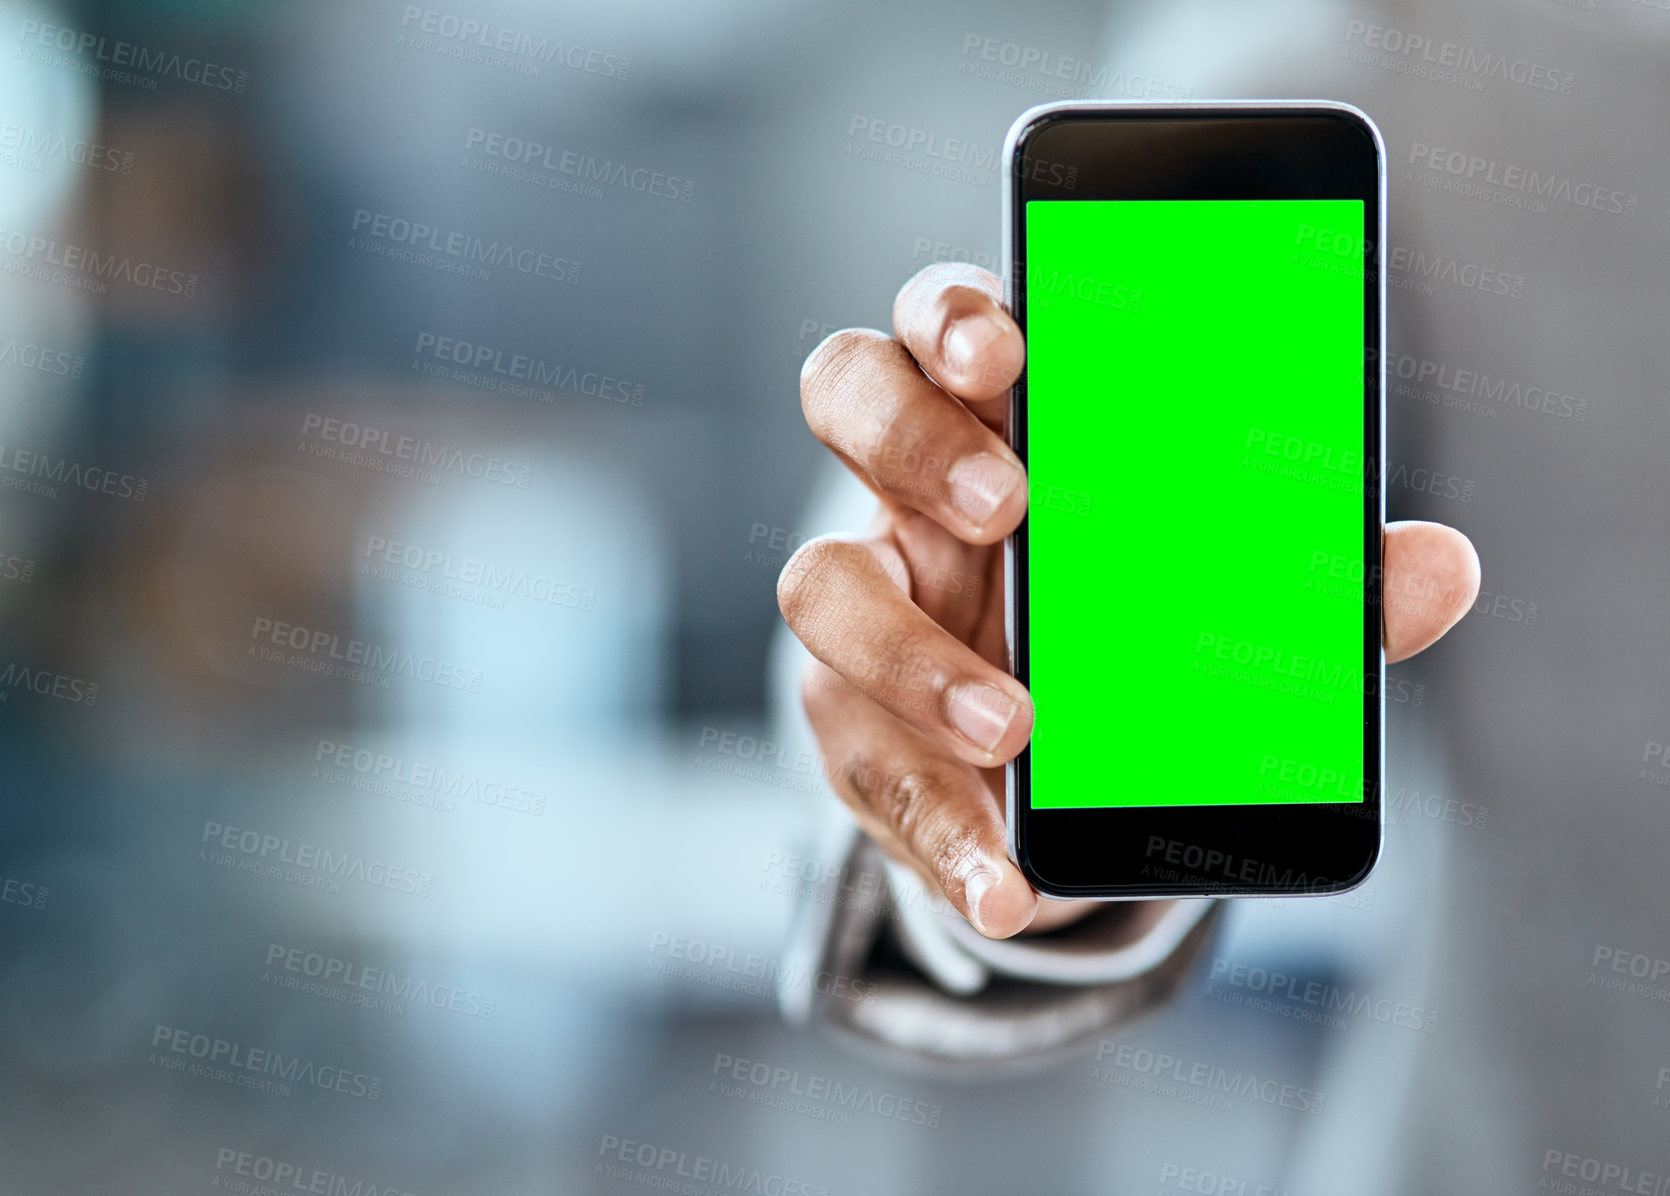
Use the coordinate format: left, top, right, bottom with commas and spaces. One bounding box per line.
1003, 101, 1386, 899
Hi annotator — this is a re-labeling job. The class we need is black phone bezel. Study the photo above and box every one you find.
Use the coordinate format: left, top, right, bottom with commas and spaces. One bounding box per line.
1006, 103, 1385, 900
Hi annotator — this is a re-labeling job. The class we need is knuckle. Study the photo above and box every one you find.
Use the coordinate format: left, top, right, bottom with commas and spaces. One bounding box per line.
860, 763, 934, 846
867, 622, 934, 700
863, 537, 912, 594
923, 822, 989, 888
847, 758, 987, 884
863, 418, 957, 509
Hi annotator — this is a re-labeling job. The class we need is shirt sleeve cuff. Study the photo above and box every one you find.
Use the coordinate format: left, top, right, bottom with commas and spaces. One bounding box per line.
885, 858, 1218, 991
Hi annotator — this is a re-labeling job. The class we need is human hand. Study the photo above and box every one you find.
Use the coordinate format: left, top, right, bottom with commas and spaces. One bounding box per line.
778, 264, 1480, 939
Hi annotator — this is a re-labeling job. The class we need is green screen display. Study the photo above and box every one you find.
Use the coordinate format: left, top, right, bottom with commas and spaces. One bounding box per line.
1024, 199, 1366, 808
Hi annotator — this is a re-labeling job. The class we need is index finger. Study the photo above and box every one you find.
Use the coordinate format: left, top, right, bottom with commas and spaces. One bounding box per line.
892, 264, 1025, 418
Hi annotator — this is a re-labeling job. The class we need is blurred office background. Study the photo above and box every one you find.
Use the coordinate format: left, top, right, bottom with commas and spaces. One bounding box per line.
2, 0, 1667, 1192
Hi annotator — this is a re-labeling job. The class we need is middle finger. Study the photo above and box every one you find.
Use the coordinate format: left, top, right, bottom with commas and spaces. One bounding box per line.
778, 533, 1034, 767
800, 328, 1028, 545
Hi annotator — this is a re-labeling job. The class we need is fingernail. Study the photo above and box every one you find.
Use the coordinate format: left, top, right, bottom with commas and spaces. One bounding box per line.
963, 868, 999, 933
948, 453, 1022, 529
945, 313, 1004, 382
947, 681, 1018, 753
